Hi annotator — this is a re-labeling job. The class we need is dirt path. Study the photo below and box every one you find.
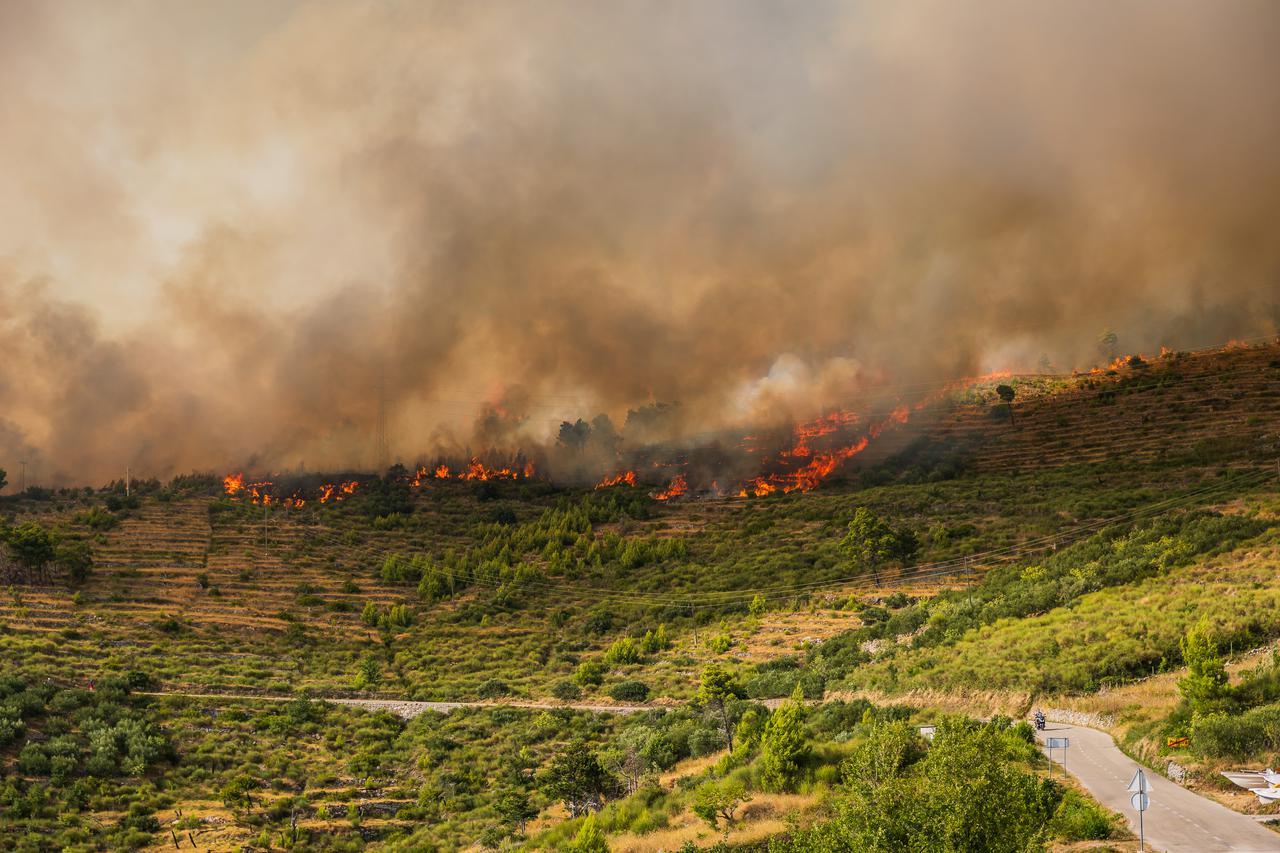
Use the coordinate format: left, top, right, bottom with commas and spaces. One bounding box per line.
143, 691, 656, 717
1039, 722, 1280, 852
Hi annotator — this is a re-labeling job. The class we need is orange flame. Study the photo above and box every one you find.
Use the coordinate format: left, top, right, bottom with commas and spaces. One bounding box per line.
653, 473, 688, 501
223, 473, 244, 496
435, 464, 451, 479
782, 411, 859, 458
734, 397, 926, 498
459, 457, 525, 481
596, 470, 638, 489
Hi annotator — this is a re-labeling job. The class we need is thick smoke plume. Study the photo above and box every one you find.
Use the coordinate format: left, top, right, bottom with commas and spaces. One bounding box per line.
2, 0, 1279, 486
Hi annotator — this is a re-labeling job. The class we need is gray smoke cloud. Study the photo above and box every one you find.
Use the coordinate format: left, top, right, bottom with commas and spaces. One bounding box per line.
1, 0, 1278, 486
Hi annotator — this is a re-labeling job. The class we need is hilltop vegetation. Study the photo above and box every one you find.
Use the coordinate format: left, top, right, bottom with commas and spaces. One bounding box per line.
0, 340, 1277, 849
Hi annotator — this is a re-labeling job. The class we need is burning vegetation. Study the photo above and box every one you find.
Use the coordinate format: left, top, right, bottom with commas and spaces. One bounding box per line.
221, 455, 539, 506
219, 394, 929, 506
595, 471, 638, 489
203, 340, 1261, 508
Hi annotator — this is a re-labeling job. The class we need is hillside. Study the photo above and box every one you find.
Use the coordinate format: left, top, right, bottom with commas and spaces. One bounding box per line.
1, 339, 1278, 851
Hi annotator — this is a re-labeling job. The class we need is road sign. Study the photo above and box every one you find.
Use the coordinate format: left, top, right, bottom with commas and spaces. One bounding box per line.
1045, 737, 1070, 772
1127, 769, 1149, 850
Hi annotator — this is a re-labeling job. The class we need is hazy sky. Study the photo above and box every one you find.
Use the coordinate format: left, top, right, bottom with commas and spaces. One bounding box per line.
2, 1, 1278, 484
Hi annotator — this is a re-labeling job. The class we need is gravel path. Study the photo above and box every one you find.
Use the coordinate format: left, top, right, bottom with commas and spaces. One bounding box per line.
144, 691, 654, 717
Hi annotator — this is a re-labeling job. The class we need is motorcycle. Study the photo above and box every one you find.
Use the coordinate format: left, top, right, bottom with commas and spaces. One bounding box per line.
1033, 712, 1046, 731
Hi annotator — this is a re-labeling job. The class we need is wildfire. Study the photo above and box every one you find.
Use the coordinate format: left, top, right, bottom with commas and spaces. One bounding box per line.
782, 411, 859, 458
459, 457, 526, 481
731, 396, 929, 498
244, 480, 274, 505
224, 471, 291, 506
653, 473, 688, 501
435, 464, 451, 479
596, 470, 638, 489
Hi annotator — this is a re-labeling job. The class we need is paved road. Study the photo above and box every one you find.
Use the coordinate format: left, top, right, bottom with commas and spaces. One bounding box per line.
1039, 722, 1280, 852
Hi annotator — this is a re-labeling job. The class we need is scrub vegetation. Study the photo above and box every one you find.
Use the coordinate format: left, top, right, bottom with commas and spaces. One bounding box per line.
1, 341, 1277, 849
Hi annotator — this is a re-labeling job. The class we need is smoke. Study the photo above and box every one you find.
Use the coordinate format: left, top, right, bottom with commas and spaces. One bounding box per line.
2, 0, 1278, 486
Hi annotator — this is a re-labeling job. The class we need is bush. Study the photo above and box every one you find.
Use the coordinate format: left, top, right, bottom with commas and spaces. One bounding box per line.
708, 633, 733, 654
1191, 704, 1280, 759
608, 681, 650, 703
18, 743, 50, 775
1050, 790, 1116, 840
552, 681, 582, 702
477, 679, 511, 699
689, 727, 723, 757
575, 660, 606, 688
603, 637, 642, 666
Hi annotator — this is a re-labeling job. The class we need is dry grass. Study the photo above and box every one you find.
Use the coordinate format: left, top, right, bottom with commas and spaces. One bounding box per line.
834, 686, 1035, 719
608, 792, 818, 853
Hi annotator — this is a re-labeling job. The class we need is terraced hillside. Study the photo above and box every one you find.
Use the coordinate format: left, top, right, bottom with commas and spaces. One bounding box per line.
0, 342, 1273, 696
855, 341, 1280, 478
0, 341, 1277, 851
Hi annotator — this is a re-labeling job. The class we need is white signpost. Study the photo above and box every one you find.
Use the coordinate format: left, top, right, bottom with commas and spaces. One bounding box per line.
1128, 769, 1150, 850
1046, 736, 1069, 773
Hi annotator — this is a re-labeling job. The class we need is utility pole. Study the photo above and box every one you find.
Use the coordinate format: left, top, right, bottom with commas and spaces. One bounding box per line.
18, 460, 26, 493
125, 467, 131, 497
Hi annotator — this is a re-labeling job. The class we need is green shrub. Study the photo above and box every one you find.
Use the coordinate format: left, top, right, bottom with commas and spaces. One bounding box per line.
708, 633, 733, 654
477, 679, 511, 699
603, 637, 642, 666
1191, 704, 1280, 759
608, 681, 650, 703
1050, 789, 1116, 840
553, 681, 582, 702
575, 660, 606, 688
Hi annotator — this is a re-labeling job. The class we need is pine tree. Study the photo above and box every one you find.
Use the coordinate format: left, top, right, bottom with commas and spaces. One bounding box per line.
353, 654, 382, 690
760, 684, 810, 792
697, 666, 743, 752
1178, 621, 1229, 714
841, 508, 899, 586
570, 814, 609, 852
